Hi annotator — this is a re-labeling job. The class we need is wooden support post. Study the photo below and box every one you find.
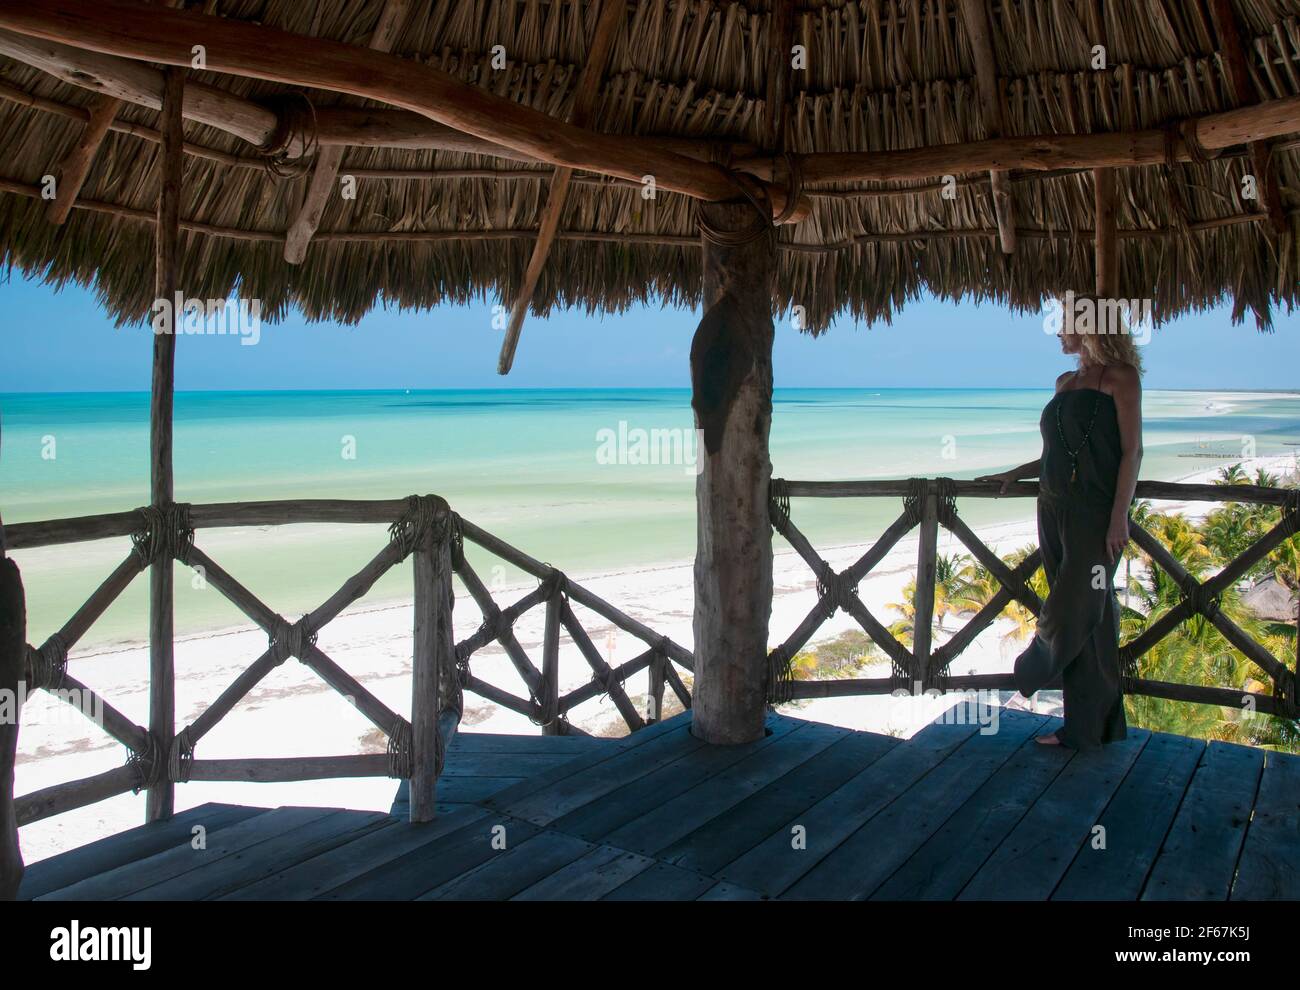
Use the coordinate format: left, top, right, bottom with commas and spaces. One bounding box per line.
410, 498, 453, 823
1094, 167, 1118, 297
540, 589, 562, 735
647, 651, 666, 724
912, 491, 939, 689
691, 201, 776, 745
0, 528, 25, 899
959, 0, 1015, 253
1209, 0, 1288, 236
146, 65, 183, 823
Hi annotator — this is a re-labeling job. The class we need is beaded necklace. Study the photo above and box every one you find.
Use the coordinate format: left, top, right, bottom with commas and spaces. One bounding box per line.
1055, 365, 1106, 487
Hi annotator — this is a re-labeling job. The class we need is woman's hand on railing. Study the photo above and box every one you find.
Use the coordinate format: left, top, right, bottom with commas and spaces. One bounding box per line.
973, 470, 1020, 496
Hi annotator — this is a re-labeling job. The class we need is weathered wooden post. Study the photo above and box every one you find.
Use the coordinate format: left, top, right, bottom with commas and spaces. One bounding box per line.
690, 201, 776, 745
647, 651, 666, 724
147, 65, 183, 822
912, 489, 940, 689
410, 496, 454, 822
0, 523, 24, 899
540, 587, 562, 735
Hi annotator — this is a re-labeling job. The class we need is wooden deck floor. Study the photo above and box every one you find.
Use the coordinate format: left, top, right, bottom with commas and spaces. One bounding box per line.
19, 706, 1300, 900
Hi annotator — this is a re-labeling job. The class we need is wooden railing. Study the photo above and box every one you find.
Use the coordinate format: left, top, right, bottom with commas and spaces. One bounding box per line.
6, 475, 1298, 833
765, 477, 1300, 721
5, 496, 694, 827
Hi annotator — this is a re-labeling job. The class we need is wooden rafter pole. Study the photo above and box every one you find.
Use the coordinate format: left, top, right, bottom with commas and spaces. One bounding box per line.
734, 94, 1300, 183
1094, 167, 1118, 297
497, 0, 625, 375
958, 0, 1015, 254
45, 92, 118, 224
0, 0, 806, 221
283, 0, 410, 264
1208, 0, 1288, 236
0, 29, 747, 168
146, 64, 183, 823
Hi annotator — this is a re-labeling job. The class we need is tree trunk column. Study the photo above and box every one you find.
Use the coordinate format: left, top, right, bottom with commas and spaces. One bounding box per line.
690, 201, 776, 745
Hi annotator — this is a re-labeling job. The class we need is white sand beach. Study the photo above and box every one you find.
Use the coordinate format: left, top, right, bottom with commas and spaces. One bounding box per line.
14, 452, 1297, 864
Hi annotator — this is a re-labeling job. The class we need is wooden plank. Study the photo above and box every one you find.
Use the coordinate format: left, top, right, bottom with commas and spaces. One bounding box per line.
320, 813, 541, 900
717, 719, 981, 895
1232, 750, 1300, 900
489, 723, 707, 825
477, 711, 690, 811
221, 807, 488, 900
1094, 168, 1119, 296
660, 728, 900, 876
1053, 732, 1204, 900
510, 844, 655, 900
38, 806, 334, 900
871, 716, 1071, 899
447, 733, 613, 755
549, 712, 800, 841
1142, 741, 1264, 900
439, 753, 591, 776
604, 722, 853, 858
124, 810, 390, 899
958, 0, 1015, 253
959, 729, 1151, 899
420, 830, 593, 900
409, 496, 453, 822
19, 802, 262, 899
782, 710, 1048, 899
697, 881, 767, 901
600, 861, 718, 901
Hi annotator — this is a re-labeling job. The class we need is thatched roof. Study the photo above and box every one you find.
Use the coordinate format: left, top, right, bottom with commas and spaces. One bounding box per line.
0, 0, 1298, 337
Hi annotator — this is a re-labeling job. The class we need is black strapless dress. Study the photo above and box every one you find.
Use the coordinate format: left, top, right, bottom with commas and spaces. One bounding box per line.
1012, 381, 1129, 750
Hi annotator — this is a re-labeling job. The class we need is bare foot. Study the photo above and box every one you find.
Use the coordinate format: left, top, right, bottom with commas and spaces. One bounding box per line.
1035, 732, 1063, 746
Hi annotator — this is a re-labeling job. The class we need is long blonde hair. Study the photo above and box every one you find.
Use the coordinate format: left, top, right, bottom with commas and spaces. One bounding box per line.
1061, 292, 1145, 375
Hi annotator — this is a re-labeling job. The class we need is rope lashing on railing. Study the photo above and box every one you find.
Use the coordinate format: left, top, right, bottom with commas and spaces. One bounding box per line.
127, 730, 166, 793
25, 633, 69, 692
130, 502, 194, 567
815, 566, 852, 618
539, 565, 569, 603
448, 511, 465, 568
769, 477, 791, 530
387, 720, 412, 779
766, 644, 795, 705
388, 494, 450, 560
1178, 573, 1222, 620
902, 477, 927, 526
934, 476, 959, 528
168, 727, 195, 784
268, 614, 316, 666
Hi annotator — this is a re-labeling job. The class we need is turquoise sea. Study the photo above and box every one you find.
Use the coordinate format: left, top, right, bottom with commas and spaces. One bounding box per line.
4, 388, 1299, 648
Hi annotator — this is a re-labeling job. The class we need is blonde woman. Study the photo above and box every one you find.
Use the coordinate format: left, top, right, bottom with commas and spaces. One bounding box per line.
977, 297, 1144, 749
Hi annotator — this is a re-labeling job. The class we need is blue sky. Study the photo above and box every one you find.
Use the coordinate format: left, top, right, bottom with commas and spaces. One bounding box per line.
0, 272, 1296, 391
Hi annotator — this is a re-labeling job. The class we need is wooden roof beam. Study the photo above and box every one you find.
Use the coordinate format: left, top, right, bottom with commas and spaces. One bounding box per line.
736, 94, 1300, 184
1209, 0, 1288, 237
958, 0, 1015, 254
283, 0, 411, 265
498, 0, 625, 375
0, 0, 808, 222
44, 91, 118, 224
0, 29, 743, 168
